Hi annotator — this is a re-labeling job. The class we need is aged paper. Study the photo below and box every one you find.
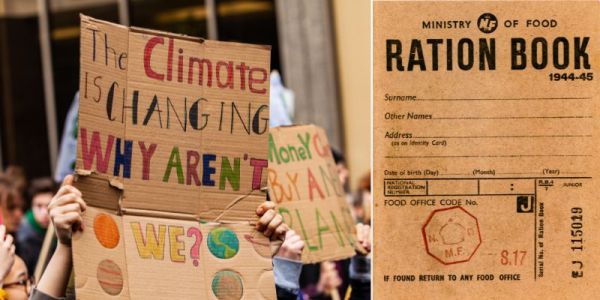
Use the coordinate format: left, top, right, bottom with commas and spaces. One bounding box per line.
373, 1, 599, 298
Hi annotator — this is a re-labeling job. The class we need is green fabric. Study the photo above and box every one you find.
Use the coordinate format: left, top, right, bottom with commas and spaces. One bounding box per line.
26, 210, 46, 235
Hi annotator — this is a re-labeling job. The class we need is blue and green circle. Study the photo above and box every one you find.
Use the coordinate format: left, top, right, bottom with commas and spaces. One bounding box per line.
207, 227, 239, 259
211, 270, 243, 300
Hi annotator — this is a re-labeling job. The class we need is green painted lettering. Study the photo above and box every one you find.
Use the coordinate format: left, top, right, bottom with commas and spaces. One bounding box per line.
163, 147, 184, 184
297, 132, 312, 159
219, 156, 240, 190
296, 209, 318, 251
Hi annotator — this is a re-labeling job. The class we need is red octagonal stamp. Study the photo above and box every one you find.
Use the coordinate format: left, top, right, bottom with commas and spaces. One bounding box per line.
422, 206, 482, 265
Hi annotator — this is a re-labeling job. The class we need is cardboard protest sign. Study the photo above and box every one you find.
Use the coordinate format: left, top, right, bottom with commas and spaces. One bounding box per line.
374, 0, 600, 298
267, 125, 357, 263
72, 15, 274, 299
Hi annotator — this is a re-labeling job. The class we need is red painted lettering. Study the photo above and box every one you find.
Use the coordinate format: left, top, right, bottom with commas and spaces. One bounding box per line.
307, 168, 325, 200
139, 141, 157, 180
144, 37, 165, 81
186, 150, 201, 186
80, 128, 114, 173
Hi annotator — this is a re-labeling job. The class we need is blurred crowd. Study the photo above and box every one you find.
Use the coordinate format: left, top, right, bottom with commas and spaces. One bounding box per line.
298, 150, 372, 300
0, 166, 56, 299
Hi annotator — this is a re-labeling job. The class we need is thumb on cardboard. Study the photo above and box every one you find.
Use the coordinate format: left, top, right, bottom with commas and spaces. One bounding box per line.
62, 174, 74, 187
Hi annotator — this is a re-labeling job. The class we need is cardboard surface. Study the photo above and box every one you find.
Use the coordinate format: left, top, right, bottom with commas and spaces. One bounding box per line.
267, 125, 357, 263
73, 15, 274, 299
373, 1, 600, 298
76, 15, 270, 221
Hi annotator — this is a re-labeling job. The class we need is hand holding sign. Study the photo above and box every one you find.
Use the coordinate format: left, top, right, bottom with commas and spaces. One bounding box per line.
0, 225, 16, 285
275, 230, 305, 261
256, 201, 288, 239
48, 175, 87, 246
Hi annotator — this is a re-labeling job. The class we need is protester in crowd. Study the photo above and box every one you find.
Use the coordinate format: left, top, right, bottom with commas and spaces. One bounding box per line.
0, 177, 25, 235
348, 172, 372, 300
349, 223, 371, 300
30, 176, 304, 300
273, 230, 306, 299
17, 178, 57, 274
331, 149, 351, 201
299, 259, 343, 299
299, 223, 371, 300
258, 201, 307, 299
0, 224, 32, 300
0, 226, 16, 288
3, 167, 27, 200
353, 172, 371, 224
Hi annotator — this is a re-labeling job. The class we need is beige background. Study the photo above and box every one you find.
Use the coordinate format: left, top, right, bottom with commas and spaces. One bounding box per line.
333, 0, 371, 190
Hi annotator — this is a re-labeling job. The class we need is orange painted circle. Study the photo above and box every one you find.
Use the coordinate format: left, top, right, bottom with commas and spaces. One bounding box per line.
93, 213, 120, 249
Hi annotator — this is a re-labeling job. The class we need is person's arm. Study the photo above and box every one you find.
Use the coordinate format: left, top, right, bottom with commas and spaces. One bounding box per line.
0, 225, 16, 288
33, 245, 72, 299
29, 288, 64, 300
273, 230, 304, 296
256, 202, 306, 300
35, 175, 86, 298
275, 283, 299, 300
255, 201, 288, 239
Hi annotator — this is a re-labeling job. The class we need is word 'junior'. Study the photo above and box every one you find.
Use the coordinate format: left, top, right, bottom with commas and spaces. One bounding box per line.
386, 37, 591, 71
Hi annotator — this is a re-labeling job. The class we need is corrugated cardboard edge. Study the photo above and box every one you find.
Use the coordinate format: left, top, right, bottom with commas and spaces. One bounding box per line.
129, 26, 204, 43
80, 13, 129, 30
73, 170, 122, 212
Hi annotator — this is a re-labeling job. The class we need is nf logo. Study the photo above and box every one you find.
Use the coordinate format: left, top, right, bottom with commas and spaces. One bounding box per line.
516, 196, 535, 213
477, 13, 498, 33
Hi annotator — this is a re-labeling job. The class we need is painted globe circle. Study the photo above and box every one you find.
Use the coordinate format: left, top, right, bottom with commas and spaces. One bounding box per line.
211, 270, 243, 300
207, 227, 239, 259
96, 259, 124, 296
93, 213, 120, 249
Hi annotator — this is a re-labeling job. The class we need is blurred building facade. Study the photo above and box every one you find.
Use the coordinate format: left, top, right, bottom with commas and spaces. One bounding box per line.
0, 0, 369, 188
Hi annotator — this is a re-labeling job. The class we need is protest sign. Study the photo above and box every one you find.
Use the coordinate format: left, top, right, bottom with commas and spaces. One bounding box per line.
267, 125, 358, 263
72, 15, 274, 299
